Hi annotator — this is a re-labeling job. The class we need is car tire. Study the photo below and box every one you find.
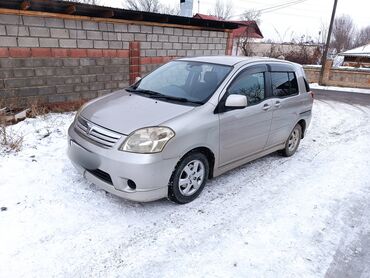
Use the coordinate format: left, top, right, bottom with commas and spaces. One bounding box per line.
168, 152, 209, 204
281, 124, 302, 157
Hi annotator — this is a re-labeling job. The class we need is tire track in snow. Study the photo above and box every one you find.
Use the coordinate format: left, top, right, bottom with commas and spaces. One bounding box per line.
1, 100, 370, 277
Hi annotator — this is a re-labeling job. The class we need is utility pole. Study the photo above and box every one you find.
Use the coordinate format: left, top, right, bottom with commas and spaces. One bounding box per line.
318, 0, 338, 85
198, 0, 200, 13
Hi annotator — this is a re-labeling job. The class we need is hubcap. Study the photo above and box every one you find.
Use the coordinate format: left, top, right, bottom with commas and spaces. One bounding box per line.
288, 128, 299, 152
178, 159, 205, 196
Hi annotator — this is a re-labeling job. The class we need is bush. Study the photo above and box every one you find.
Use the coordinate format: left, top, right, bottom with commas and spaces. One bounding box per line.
0, 122, 23, 152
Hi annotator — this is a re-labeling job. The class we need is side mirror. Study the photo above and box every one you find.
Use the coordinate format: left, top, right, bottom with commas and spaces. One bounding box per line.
135, 76, 142, 83
225, 94, 247, 109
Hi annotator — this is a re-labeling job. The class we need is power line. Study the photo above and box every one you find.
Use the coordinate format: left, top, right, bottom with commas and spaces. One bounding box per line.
198, 0, 344, 16
229, 0, 309, 18
262, 11, 323, 19
259, 0, 308, 12
262, 2, 309, 14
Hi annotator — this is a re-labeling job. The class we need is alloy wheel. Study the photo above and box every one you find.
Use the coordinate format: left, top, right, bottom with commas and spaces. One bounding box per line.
178, 159, 205, 196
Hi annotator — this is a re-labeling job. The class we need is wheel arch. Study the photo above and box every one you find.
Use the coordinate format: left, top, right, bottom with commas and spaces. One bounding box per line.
178, 146, 216, 179
297, 119, 306, 138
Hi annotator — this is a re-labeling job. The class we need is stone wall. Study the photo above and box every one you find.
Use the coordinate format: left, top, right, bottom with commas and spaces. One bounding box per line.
304, 60, 370, 89
303, 66, 321, 83
0, 11, 231, 107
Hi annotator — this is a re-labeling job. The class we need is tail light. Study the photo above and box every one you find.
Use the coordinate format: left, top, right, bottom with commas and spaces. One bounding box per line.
309, 91, 314, 99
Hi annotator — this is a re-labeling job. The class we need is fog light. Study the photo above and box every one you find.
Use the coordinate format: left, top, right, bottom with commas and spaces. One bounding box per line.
127, 179, 136, 190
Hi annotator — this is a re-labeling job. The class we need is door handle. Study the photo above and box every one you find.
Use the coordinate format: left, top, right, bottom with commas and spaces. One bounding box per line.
274, 101, 281, 107
262, 104, 271, 111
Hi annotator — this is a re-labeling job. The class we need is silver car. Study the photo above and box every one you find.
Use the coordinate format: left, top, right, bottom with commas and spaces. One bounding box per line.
68, 56, 313, 204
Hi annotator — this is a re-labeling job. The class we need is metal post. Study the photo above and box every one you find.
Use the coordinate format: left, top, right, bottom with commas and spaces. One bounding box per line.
318, 0, 338, 85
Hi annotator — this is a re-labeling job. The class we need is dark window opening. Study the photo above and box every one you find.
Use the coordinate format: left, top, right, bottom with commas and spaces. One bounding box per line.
303, 77, 311, 92
271, 72, 299, 97
289, 72, 299, 95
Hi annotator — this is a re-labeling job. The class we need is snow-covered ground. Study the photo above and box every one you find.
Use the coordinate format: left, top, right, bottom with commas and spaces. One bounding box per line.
1, 100, 370, 277
310, 83, 370, 94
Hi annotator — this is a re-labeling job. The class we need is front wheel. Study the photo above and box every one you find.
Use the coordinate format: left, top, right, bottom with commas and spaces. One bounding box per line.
281, 124, 302, 157
168, 153, 209, 204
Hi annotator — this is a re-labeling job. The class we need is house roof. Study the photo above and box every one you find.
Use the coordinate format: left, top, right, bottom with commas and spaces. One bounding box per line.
193, 14, 220, 21
339, 44, 370, 58
230, 20, 263, 39
193, 13, 263, 39
0, 0, 239, 30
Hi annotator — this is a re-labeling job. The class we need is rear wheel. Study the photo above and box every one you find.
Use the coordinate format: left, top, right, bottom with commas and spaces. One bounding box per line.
281, 124, 302, 157
168, 153, 209, 204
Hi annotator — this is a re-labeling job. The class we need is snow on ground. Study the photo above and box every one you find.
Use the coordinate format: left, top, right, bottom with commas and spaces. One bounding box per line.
1, 100, 370, 277
310, 83, 370, 94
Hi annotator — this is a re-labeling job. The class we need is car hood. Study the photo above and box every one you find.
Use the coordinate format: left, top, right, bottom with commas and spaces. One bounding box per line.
80, 90, 194, 135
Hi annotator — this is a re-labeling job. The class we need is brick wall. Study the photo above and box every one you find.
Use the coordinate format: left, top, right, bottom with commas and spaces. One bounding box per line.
0, 11, 230, 107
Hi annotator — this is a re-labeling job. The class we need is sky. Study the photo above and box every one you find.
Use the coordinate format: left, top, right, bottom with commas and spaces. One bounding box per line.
100, 0, 369, 42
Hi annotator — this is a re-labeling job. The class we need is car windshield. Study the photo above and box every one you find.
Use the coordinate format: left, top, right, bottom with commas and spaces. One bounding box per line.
129, 61, 232, 105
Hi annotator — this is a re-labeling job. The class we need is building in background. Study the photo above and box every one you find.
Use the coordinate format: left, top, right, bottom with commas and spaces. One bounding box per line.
193, 14, 263, 55
180, 0, 194, 17
339, 44, 370, 68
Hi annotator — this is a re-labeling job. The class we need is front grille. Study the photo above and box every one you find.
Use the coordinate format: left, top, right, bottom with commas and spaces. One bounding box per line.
75, 116, 122, 148
87, 169, 113, 185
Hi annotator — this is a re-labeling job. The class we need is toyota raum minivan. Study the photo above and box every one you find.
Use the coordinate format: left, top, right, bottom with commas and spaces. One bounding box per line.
68, 56, 313, 204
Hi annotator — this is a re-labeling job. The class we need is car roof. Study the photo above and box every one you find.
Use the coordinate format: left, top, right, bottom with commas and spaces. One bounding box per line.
177, 56, 299, 67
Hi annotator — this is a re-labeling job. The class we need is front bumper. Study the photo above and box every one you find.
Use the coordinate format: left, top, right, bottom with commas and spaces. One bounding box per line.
67, 123, 179, 202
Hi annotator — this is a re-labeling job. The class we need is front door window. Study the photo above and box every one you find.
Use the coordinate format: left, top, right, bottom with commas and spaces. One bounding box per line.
228, 72, 265, 106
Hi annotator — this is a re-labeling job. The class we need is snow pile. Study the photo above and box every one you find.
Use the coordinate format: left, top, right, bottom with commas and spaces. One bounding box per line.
333, 55, 344, 67
1, 101, 370, 277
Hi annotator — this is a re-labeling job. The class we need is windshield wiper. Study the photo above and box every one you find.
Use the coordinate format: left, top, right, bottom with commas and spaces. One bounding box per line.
150, 95, 203, 105
126, 88, 160, 96
126, 88, 203, 105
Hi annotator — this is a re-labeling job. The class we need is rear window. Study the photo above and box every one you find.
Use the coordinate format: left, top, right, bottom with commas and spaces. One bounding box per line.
271, 72, 299, 97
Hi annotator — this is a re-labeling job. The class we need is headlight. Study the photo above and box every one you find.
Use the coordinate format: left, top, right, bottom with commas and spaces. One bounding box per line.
120, 127, 175, 153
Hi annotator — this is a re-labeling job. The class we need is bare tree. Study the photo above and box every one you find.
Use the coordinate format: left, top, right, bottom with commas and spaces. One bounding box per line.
353, 26, 370, 47
318, 21, 328, 44
124, 0, 161, 13
209, 0, 233, 20
123, 0, 179, 15
330, 14, 355, 53
64, 0, 100, 4
82, 0, 99, 4
239, 29, 254, 56
242, 9, 261, 24
239, 22, 261, 56
160, 4, 180, 15
273, 26, 294, 43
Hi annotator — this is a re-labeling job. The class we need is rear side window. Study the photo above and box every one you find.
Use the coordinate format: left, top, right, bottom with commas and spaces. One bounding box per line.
289, 72, 299, 94
271, 72, 299, 97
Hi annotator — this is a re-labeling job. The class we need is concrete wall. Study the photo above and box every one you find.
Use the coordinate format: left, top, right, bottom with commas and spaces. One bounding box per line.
0, 11, 231, 107
304, 60, 370, 89
0, 56, 129, 105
